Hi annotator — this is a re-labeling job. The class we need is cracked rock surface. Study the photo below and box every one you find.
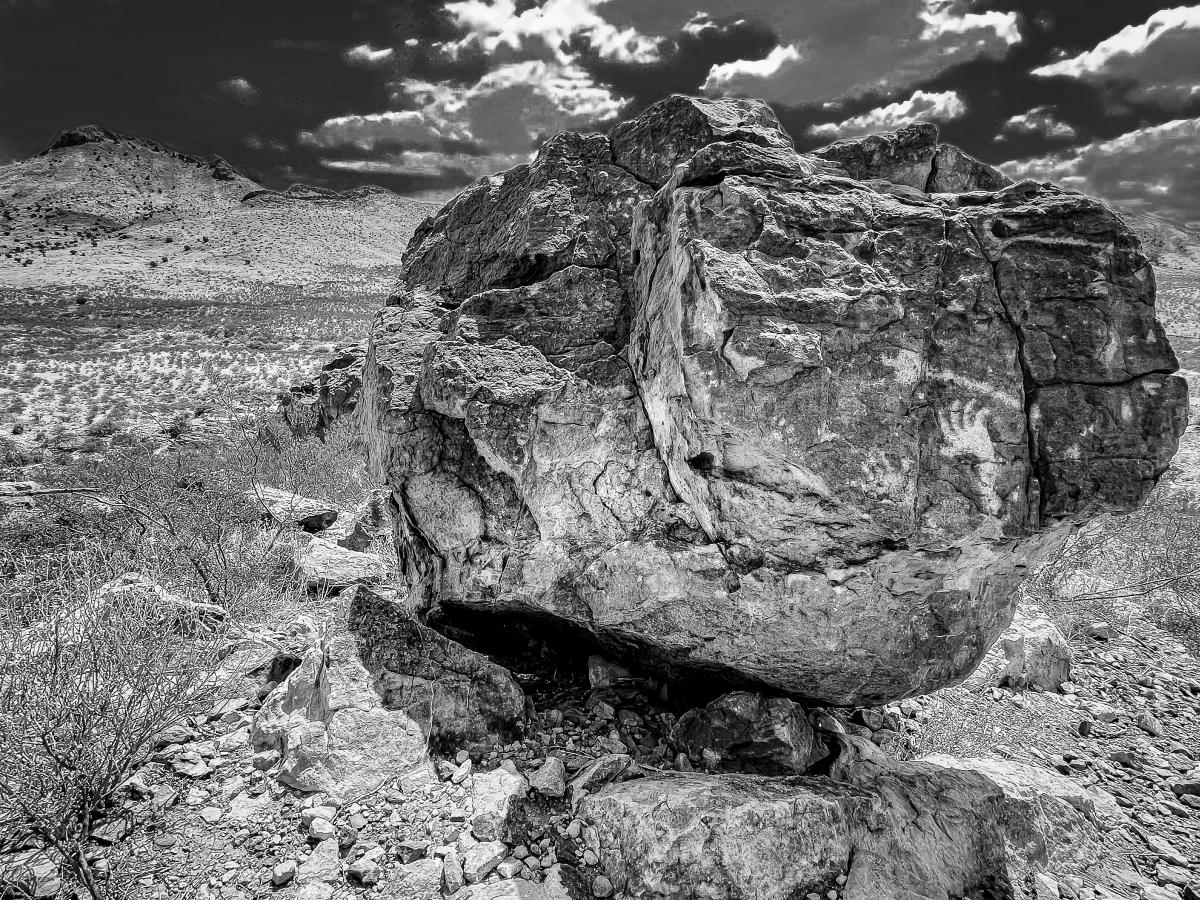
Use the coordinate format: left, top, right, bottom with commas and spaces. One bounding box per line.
356, 94, 1186, 706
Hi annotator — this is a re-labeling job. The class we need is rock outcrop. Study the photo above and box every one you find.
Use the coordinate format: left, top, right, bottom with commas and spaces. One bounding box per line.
355, 94, 1186, 705
280, 345, 366, 437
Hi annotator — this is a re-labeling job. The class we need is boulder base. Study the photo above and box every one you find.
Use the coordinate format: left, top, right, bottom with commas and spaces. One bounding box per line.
346, 585, 526, 752
578, 741, 1110, 900
670, 690, 824, 774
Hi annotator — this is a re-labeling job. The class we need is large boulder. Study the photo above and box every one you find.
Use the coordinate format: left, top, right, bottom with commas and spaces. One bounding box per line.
346, 585, 526, 752
577, 739, 1109, 900
356, 94, 1186, 705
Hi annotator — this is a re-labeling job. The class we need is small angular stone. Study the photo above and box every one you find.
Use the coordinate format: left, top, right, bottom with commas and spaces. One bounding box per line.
272, 861, 297, 886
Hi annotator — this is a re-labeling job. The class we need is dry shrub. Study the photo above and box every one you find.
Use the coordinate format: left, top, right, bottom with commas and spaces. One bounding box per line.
0, 404, 376, 896
0, 562, 225, 898
1025, 483, 1200, 650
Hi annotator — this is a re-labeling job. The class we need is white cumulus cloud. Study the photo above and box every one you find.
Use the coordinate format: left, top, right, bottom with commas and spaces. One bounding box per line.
1001, 117, 1200, 227
321, 151, 531, 179
440, 0, 661, 64
999, 106, 1077, 140
218, 77, 258, 103
302, 59, 628, 179
346, 44, 395, 65
1033, 5, 1200, 109
705, 43, 800, 90
680, 0, 1021, 104
808, 90, 966, 139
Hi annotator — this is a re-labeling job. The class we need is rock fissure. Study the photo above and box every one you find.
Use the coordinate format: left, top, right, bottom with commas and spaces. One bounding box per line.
982, 247, 1045, 527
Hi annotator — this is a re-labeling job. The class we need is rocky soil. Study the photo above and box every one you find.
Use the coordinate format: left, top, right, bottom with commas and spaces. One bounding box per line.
4, 569, 1196, 900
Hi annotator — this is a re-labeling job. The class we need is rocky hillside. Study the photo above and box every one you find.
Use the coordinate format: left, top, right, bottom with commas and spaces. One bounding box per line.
0, 125, 438, 451
0, 124, 435, 296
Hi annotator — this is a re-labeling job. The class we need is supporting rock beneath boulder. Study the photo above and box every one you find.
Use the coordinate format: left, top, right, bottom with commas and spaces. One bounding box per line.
670, 690, 825, 774
578, 763, 1015, 900
578, 739, 1110, 900
346, 585, 526, 752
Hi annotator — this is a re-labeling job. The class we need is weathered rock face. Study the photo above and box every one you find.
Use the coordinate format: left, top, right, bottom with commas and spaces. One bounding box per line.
250, 619, 435, 796
357, 94, 1186, 705
810, 122, 1012, 193
280, 344, 365, 437
921, 754, 1120, 876
578, 760, 1016, 900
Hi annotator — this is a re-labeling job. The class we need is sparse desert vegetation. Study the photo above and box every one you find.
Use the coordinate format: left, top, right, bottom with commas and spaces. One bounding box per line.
0, 282, 386, 450
0, 411, 385, 898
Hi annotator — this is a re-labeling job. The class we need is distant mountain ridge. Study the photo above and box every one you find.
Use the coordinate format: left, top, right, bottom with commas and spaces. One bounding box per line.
0, 123, 436, 296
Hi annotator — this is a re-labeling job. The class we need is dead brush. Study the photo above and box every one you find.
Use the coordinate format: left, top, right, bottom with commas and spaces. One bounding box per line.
1024, 484, 1200, 652
0, 557, 227, 900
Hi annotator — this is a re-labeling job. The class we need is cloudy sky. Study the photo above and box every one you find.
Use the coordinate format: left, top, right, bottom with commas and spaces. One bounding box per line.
2, 1, 1199, 225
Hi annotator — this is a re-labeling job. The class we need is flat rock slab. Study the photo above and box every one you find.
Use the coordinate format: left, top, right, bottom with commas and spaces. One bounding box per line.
252, 484, 339, 532
578, 743, 1109, 900
296, 537, 387, 592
